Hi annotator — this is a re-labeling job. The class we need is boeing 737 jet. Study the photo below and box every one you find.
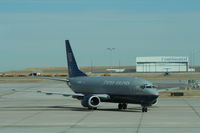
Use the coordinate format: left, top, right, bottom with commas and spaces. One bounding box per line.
13, 40, 178, 112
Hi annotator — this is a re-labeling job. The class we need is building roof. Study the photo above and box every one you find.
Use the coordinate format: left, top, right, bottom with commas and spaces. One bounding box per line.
136, 56, 189, 63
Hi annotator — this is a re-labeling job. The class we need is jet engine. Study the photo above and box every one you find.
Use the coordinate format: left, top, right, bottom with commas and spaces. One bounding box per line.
146, 100, 158, 107
152, 99, 158, 105
149, 99, 158, 106
81, 95, 101, 108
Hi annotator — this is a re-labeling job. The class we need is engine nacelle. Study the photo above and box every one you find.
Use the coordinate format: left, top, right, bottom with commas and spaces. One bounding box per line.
145, 100, 158, 107
151, 99, 158, 105
81, 95, 101, 108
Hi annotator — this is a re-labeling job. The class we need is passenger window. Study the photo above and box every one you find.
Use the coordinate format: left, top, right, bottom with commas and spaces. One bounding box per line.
146, 86, 151, 88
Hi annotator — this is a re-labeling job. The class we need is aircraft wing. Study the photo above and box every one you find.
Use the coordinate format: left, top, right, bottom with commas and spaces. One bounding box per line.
157, 87, 180, 93
12, 89, 110, 100
12, 89, 83, 97
38, 77, 69, 82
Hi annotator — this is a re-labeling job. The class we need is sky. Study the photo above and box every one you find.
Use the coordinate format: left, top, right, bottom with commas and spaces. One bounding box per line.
0, 0, 200, 72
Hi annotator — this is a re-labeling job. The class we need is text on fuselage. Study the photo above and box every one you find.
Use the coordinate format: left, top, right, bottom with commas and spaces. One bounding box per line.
103, 80, 130, 86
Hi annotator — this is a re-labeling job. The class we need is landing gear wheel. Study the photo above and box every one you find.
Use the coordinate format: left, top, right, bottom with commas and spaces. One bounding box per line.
122, 103, 127, 109
118, 103, 123, 110
142, 107, 148, 112
118, 103, 127, 110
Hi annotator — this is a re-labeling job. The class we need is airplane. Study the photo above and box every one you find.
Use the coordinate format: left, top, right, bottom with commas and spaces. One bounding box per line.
13, 40, 178, 112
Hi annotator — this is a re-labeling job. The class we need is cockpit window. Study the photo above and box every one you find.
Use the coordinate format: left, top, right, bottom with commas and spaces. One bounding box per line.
146, 86, 152, 88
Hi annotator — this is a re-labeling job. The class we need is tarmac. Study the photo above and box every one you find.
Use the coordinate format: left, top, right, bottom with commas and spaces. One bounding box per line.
0, 80, 200, 133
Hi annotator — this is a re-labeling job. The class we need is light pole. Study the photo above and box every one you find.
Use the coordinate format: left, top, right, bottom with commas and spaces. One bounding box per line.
107, 48, 115, 69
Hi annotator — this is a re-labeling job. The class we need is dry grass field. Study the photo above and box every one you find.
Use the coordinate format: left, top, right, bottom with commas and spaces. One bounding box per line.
1, 66, 200, 80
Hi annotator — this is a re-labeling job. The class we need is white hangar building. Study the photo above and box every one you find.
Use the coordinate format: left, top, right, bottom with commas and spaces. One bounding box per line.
136, 56, 189, 72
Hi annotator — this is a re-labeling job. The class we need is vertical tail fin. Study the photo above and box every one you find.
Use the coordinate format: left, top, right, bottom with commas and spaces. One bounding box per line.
65, 40, 87, 78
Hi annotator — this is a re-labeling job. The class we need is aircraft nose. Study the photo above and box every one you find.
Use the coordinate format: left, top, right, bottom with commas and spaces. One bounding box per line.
153, 89, 159, 96
149, 89, 159, 96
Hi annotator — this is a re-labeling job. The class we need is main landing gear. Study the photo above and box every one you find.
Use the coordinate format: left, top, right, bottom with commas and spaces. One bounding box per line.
142, 106, 148, 112
118, 103, 127, 110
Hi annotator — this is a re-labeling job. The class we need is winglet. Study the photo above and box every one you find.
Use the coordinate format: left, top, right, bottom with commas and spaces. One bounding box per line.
65, 40, 87, 78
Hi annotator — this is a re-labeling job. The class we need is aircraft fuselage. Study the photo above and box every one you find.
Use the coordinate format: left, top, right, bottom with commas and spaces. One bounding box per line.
69, 76, 159, 106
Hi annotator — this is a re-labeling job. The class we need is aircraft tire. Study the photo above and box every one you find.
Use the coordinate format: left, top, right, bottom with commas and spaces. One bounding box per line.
122, 103, 127, 109
142, 107, 148, 112
118, 103, 123, 110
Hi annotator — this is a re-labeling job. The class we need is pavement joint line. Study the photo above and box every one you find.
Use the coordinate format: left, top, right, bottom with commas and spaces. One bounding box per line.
18, 111, 41, 123
68, 111, 92, 127
60, 131, 68, 133
63, 111, 92, 133
183, 98, 200, 119
71, 112, 92, 128
0, 111, 42, 129
0, 92, 16, 97
135, 112, 144, 133
1, 126, 200, 128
